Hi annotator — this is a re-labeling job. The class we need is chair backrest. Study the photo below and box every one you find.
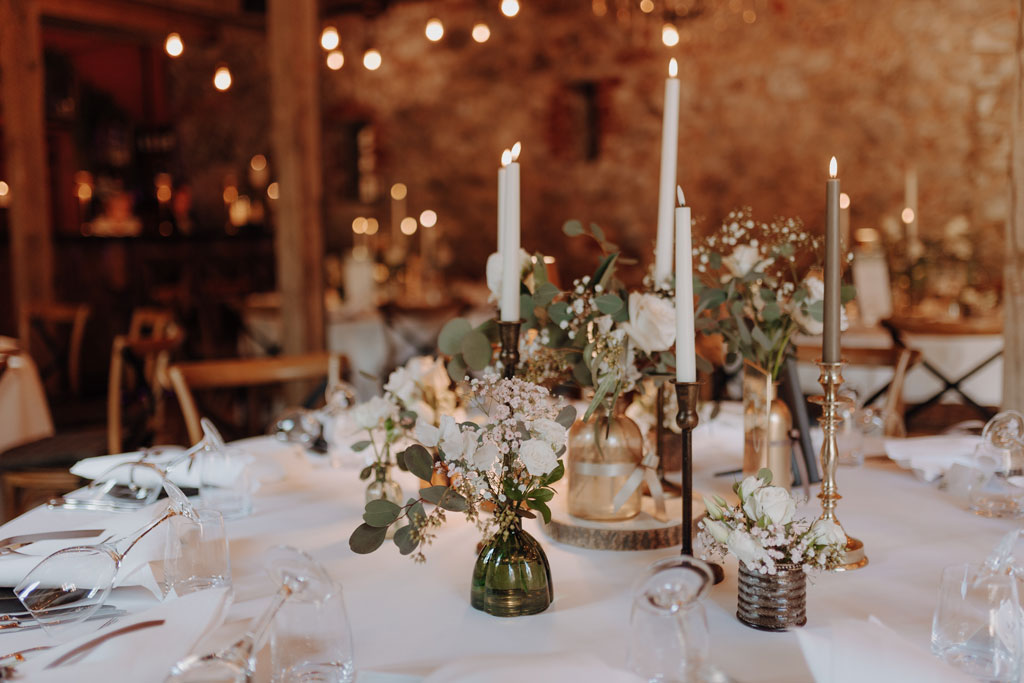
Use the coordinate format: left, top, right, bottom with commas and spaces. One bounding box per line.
128, 308, 177, 340
108, 333, 185, 454
17, 302, 90, 395
164, 353, 346, 445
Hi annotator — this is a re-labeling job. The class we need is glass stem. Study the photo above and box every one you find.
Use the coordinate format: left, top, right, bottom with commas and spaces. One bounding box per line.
243, 584, 292, 664
116, 509, 177, 563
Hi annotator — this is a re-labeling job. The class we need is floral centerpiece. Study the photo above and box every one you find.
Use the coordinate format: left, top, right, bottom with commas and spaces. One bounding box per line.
348, 375, 576, 617
698, 468, 846, 630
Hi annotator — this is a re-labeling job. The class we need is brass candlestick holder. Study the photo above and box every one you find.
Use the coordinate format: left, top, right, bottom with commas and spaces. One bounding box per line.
675, 381, 724, 584
496, 319, 523, 379
810, 360, 868, 571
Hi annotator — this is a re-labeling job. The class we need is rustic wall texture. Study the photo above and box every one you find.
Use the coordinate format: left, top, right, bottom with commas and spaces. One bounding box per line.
169, 0, 1018, 286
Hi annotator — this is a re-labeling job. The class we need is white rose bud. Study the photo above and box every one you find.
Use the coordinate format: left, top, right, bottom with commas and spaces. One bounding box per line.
704, 519, 731, 544
738, 475, 763, 501
726, 529, 766, 569
622, 292, 676, 354
744, 486, 796, 526
703, 495, 724, 521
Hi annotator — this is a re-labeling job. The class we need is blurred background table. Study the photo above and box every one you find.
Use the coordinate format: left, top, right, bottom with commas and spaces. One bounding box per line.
0, 338, 55, 453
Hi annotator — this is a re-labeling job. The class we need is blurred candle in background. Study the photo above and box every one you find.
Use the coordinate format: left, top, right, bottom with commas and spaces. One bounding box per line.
654, 58, 680, 287
500, 144, 521, 321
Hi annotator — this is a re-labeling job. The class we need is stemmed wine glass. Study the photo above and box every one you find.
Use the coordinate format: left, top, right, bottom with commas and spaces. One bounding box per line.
272, 380, 358, 454
16, 464, 199, 641
167, 546, 339, 682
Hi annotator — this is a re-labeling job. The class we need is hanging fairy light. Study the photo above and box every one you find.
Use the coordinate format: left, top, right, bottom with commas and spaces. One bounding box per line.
662, 24, 680, 46
320, 26, 340, 51
363, 49, 382, 71
213, 66, 232, 91
501, 0, 520, 18
472, 23, 491, 43
425, 18, 444, 42
164, 33, 184, 57
326, 50, 344, 70
419, 210, 437, 228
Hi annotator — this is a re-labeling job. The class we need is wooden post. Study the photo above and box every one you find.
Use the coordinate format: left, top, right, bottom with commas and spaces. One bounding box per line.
267, 0, 325, 354
0, 0, 55, 321
1005, 0, 1024, 412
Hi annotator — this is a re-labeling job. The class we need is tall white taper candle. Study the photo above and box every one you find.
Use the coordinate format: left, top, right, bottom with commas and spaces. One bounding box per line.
500, 144, 521, 321
654, 59, 680, 287
675, 186, 695, 382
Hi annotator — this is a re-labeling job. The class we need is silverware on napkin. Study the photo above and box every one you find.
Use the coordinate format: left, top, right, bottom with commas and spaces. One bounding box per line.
0, 530, 103, 553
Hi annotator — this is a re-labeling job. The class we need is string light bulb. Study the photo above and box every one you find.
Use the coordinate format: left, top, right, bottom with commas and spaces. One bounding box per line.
363, 49, 382, 71
419, 210, 437, 228
425, 18, 444, 42
320, 26, 340, 50
326, 50, 344, 70
400, 217, 418, 235
662, 24, 680, 47
213, 66, 232, 91
164, 33, 184, 57
501, 0, 520, 18
472, 23, 491, 43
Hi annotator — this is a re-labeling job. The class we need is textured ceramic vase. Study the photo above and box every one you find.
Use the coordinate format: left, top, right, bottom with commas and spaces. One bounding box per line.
567, 398, 644, 521
742, 362, 794, 489
470, 519, 553, 617
736, 563, 807, 631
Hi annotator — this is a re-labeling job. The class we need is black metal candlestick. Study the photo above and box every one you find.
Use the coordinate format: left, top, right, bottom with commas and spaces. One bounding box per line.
674, 381, 724, 584
497, 319, 523, 379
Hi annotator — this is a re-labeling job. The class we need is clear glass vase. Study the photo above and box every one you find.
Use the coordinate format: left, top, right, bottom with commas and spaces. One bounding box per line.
365, 466, 402, 506
567, 397, 644, 521
470, 518, 553, 617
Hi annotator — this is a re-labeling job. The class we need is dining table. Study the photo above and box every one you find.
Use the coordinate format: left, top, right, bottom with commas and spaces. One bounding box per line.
0, 406, 1012, 682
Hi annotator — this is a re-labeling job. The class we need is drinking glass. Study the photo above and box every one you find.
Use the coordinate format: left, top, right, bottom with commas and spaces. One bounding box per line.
628, 556, 713, 682
270, 579, 354, 682
969, 411, 1024, 518
15, 465, 197, 641
164, 509, 232, 597
931, 563, 1023, 682
198, 445, 254, 520
168, 546, 339, 683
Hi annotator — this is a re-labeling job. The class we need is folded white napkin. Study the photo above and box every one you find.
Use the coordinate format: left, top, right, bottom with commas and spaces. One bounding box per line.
0, 500, 172, 595
422, 653, 643, 683
883, 435, 981, 482
17, 586, 231, 681
796, 617, 974, 683
71, 439, 296, 489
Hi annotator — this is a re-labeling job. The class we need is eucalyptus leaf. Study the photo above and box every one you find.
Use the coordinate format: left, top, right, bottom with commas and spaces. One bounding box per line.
393, 524, 418, 555
403, 445, 434, 482
527, 499, 552, 524
419, 485, 448, 505
359, 465, 373, 480
709, 252, 722, 270
534, 282, 560, 308
573, 361, 593, 387
446, 355, 467, 382
563, 220, 584, 237
532, 254, 549, 285
349, 523, 387, 554
548, 301, 571, 323
438, 318, 472, 355
461, 330, 493, 370
762, 302, 781, 323
807, 300, 825, 322
751, 326, 772, 352
590, 222, 606, 242
363, 499, 401, 527
696, 355, 714, 374
408, 500, 426, 525
841, 284, 857, 304
594, 293, 624, 315
555, 405, 578, 430
351, 440, 371, 452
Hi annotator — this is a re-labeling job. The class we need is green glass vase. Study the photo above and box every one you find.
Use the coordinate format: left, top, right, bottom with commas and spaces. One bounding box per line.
470, 518, 553, 617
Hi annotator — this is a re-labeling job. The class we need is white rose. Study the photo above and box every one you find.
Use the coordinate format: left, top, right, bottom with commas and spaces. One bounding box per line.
809, 519, 847, 547
743, 486, 796, 526
726, 529, 767, 569
485, 249, 532, 304
384, 367, 416, 404
704, 519, 731, 544
530, 418, 568, 449
437, 415, 463, 460
723, 244, 766, 277
738, 475, 763, 501
414, 419, 440, 447
794, 274, 849, 335
352, 396, 394, 430
472, 442, 499, 471
519, 438, 558, 477
622, 292, 676, 354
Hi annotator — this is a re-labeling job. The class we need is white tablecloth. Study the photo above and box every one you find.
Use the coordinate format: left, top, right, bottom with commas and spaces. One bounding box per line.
6, 421, 1014, 681
0, 341, 54, 452
181, 426, 1015, 683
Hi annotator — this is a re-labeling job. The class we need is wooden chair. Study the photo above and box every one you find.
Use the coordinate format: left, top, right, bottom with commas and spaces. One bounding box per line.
128, 307, 177, 339
1, 471, 83, 522
795, 344, 922, 436
17, 302, 90, 396
107, 332, 185, 453
165, 353, 346, 445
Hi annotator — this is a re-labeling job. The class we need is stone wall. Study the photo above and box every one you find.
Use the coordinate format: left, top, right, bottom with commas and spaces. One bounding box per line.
171, 0, 1018, 286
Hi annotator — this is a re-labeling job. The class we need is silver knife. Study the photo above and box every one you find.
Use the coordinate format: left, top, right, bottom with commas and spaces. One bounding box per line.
0, 529, 103, 552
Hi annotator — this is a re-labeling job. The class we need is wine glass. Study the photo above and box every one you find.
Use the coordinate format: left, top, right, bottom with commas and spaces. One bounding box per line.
16, 465, 197, 641
167, 546, 339, 682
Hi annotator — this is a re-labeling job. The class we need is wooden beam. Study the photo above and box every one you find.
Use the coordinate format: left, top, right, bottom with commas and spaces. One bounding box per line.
268, 0, 325, 354
1004, 0, 1024, 411
36, 0, 251, 41
1, 0, 55, 317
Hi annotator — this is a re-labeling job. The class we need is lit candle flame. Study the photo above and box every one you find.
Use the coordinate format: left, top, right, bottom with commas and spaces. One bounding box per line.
511, 141, 521, 161
669, 58, 678, 78
501, 149, 512, 167
829, 156, 837, 178
676, 185, 686, 206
